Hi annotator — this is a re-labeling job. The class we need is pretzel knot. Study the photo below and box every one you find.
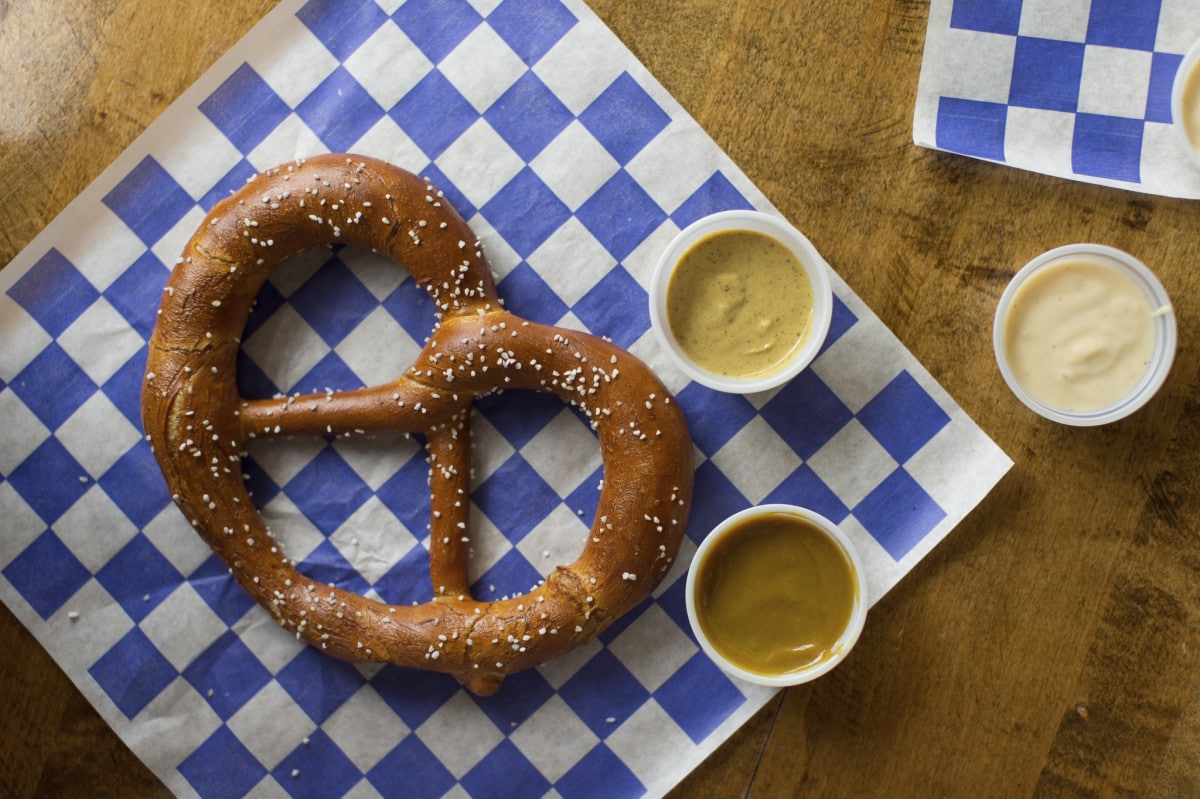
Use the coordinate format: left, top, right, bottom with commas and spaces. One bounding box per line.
142, 154, 694, 695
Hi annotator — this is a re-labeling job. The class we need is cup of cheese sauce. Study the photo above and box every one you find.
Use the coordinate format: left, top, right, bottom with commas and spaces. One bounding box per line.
650, 210, 834, 393
994, 244, 1175, 426
685, 505, 868, 686
1171, 37, 1200, 171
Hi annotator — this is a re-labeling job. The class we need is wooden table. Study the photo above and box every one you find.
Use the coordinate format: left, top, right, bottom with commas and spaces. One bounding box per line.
3, 1, 1198, 796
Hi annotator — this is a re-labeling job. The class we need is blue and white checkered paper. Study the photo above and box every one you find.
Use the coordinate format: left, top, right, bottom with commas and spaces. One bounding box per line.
0, 1, 1011, 797
915, 0, 1200, 198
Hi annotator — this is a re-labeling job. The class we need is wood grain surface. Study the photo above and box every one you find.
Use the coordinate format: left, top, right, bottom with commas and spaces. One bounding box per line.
3, 1, 1199, 797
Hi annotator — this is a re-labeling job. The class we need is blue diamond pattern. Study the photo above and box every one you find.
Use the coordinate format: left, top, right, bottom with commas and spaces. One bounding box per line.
98, 442, 172, 528
373, 545, 434, 607
475, 389, 567, 451
1073, 114, 1143, 183
487, 0, 578, 66
277, 646, 366, 724
949, 0, 1021, 35
1147, 52, 1182, 124
200, 159, 260, 212
564, 465, 603, 524
88, 627, 177, 719
102, 156, 196, 245
674, 383, 756, 457
368, 735, 456, 799
670, 171, 753, 229
8, 249, 99, 338
760, 370, 854, 460
3, 531, 89, 619
572, 265, 649, 348
288, 257, 380, 346
183, 631, 273, 720
825, 293, 858, 351
296, 541, 372, 596
559, 648, 650, 738
292, 351, 364, 396
383, 274, 439, 344
5, 438, 89, 525
285, 448, 372, 532
763, 464, 850, 524
858, 371, 951, 463
481, 168, 572, 258
1086, 0, 1160, 51
936, 97, 1008, 161
654, 653, 745, 744
556, 742, 644, 799
461, 740, 550, 799
272, 729, 362, 799
189, 554, 256, 626
240, 454, 282, 508
9, 343, 96, 431
576, 170, 667, 261
474, 455, 560, 543
393, 0, 483, 63
298, 0, 388, 61
375, 450, 433, 534
104, 251, 169, 340
684, 461, 750, 546
495, 262, 569, 326
854, 468, 947, 560
390, 70, 478, 158
579, 73, 671, 165
1009, 37, 1086, 113
94, 534, 183, 624
472, 548, 546, 601
179, 726, 267, 799
484, 71, 574, 162
296, 66, 386, 152
372, 665, 460, 729
421, 162, 475, 219
199, 63, 291, 154
471, 667, 555, 733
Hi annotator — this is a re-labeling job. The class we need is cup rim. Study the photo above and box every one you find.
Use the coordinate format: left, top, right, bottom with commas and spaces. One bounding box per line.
1170, 36, 1200, 173
684, 504, 869, 688
992, 243, 1176, 427
649, 210, 834, 394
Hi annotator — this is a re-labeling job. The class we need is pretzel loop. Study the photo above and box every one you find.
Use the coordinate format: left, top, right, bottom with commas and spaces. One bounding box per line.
143, 155, 693, 695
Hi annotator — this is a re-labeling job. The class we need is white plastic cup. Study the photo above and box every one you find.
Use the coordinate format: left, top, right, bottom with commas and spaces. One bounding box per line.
993, 244, 1176, 426
649, 210, 834, 394
1171, 37, 1200, 173
685, 504, 869, 687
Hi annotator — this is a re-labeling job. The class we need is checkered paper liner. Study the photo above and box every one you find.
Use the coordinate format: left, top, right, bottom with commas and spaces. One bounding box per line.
0, 1, 1012, 797
914, 0, 1200, 198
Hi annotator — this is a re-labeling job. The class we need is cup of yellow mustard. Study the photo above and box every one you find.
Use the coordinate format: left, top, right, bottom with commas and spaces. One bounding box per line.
685, 504, 868, 687
650, 210, 834, 393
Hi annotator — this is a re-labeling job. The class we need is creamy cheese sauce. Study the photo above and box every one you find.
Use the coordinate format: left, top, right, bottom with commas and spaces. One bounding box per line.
1003, 259, 1156, 412
666, 230, 813, 379
694, 513, 858, 676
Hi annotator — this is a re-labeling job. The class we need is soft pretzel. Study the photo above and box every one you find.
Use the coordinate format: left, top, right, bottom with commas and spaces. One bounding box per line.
142, 154, 693, 695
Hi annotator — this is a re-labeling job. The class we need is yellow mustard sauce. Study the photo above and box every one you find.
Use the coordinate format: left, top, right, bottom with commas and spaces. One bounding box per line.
1003, 259, 1155, 412
666, 229, 813, 379
695, 513, 858, 676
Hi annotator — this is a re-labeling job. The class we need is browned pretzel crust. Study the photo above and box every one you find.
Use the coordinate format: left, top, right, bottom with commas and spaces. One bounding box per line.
142, 154, 694, 695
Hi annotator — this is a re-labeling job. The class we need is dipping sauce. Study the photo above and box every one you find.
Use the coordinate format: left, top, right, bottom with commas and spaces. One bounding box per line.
666, 230, 813, 379
1002, 259, 1155, 412
693, 512, 858, 676
1179, 57, 1200, 156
